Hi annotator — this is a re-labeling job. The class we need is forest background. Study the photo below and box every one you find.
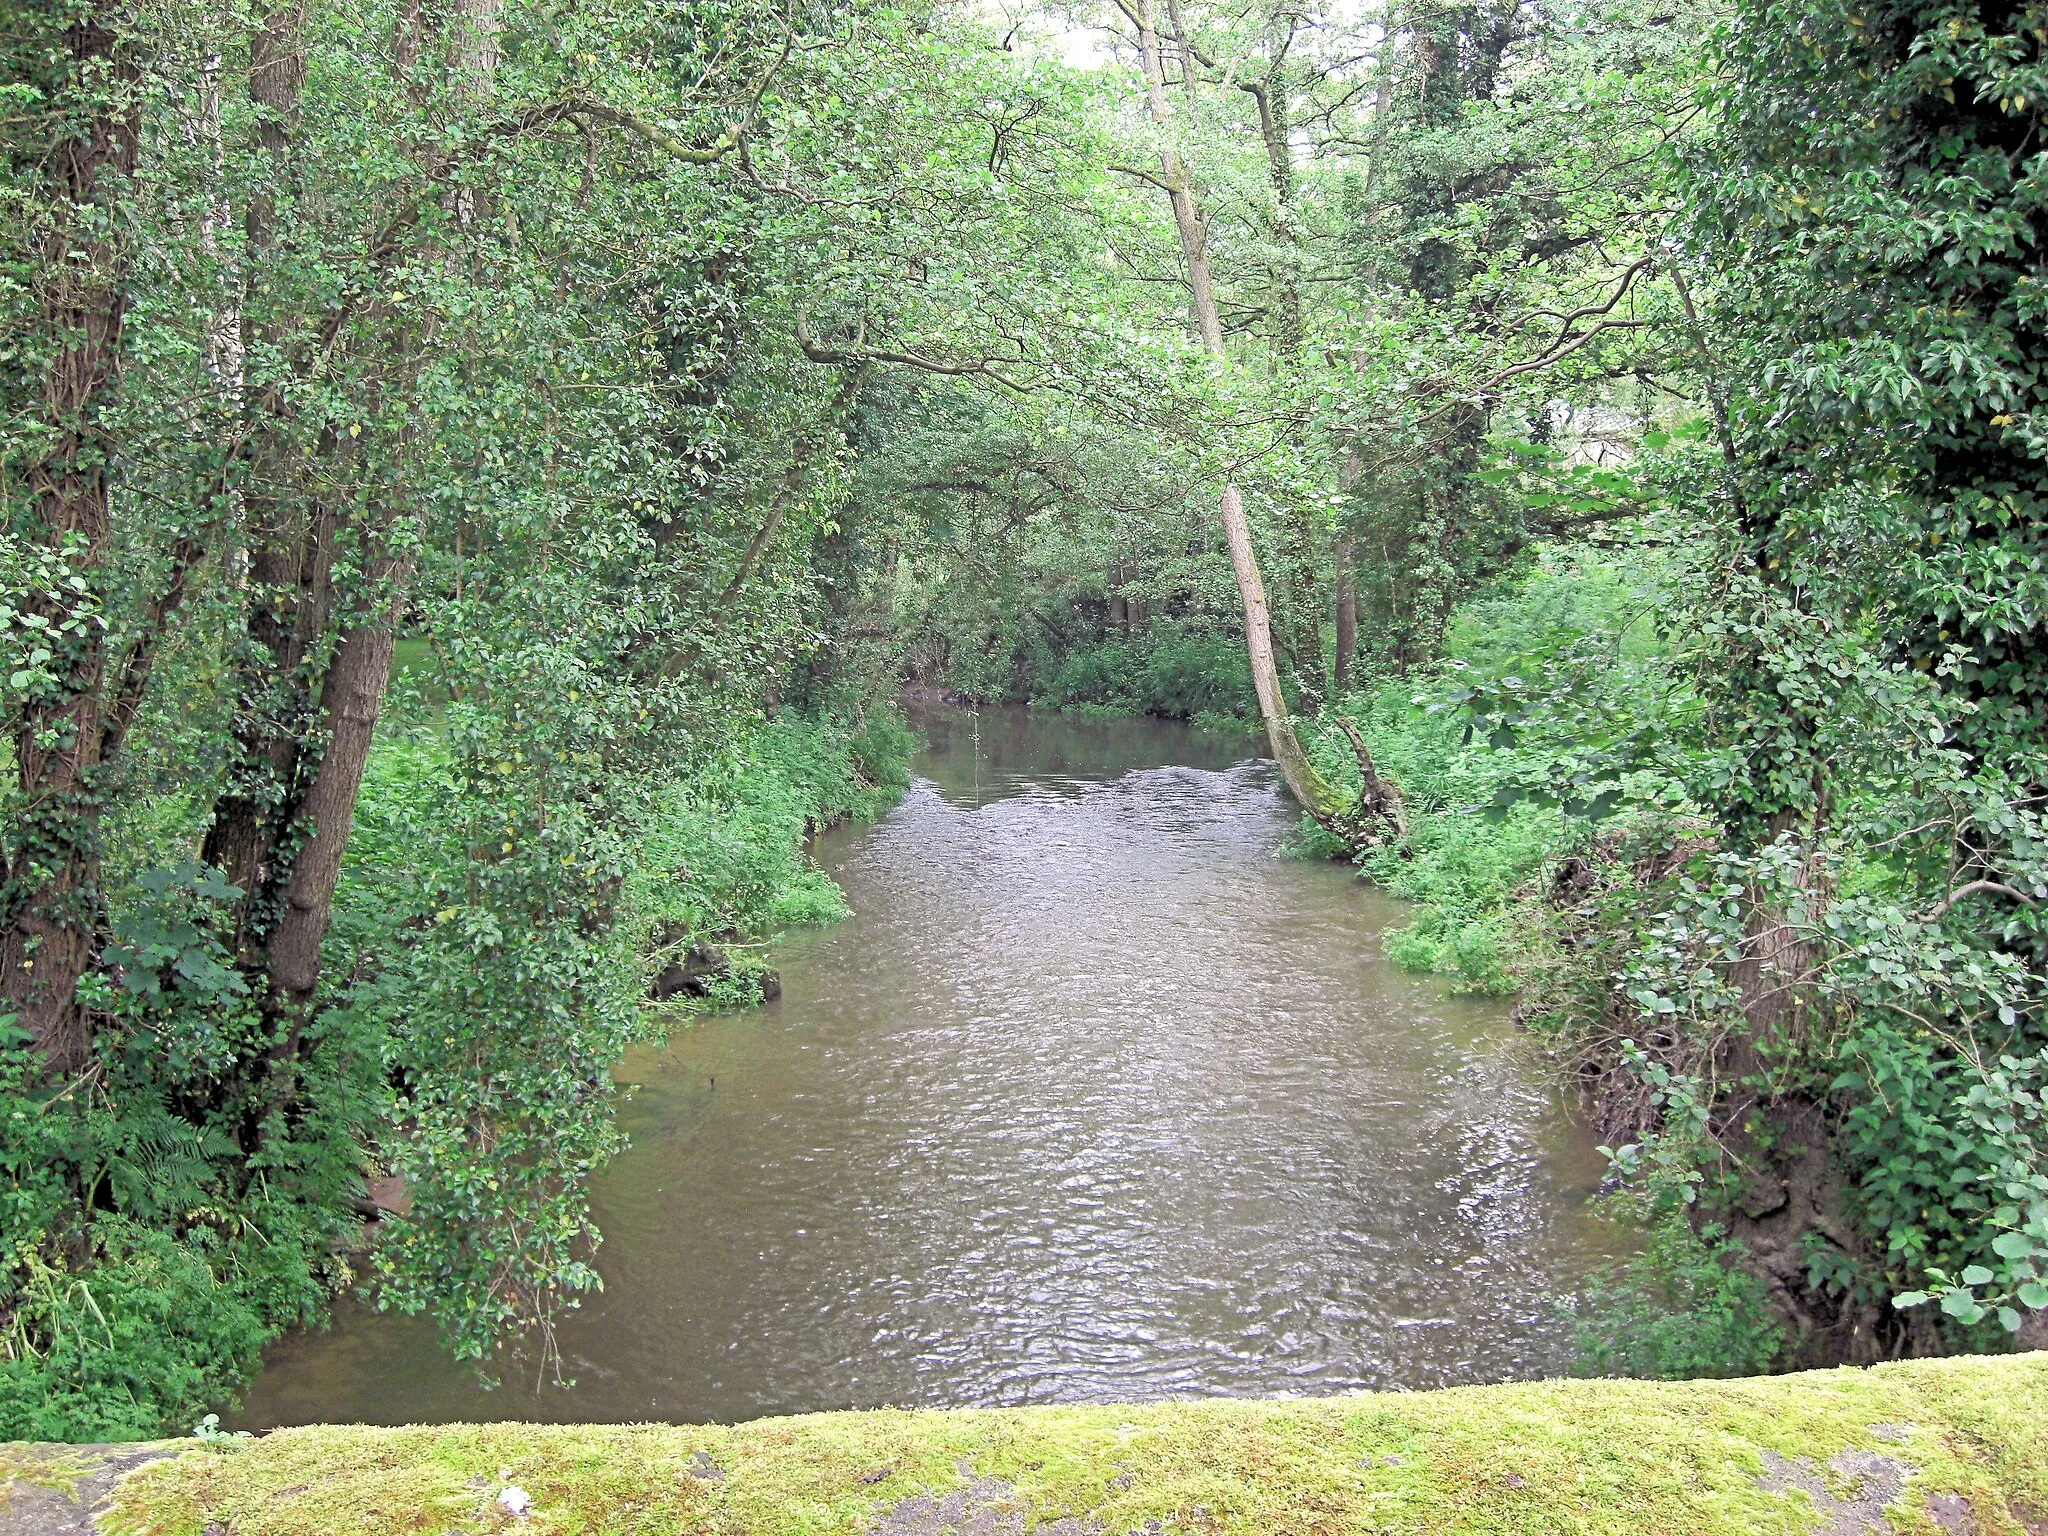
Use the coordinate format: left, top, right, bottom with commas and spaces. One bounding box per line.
5, 0, 2047, 1440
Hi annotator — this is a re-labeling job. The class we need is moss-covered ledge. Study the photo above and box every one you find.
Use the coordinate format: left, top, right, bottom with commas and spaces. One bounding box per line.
7, 1354, 2041, 1535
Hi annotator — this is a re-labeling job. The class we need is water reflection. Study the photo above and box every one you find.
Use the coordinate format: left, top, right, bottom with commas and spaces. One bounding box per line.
235, 705, 1622, 1428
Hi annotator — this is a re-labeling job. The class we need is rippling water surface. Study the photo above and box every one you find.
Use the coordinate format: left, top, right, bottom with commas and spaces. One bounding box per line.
235, 705, 1625, 1428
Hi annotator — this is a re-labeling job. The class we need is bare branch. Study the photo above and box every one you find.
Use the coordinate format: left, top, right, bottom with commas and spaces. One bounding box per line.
1921, 879, 2040, 921
794, 315, 1033, 392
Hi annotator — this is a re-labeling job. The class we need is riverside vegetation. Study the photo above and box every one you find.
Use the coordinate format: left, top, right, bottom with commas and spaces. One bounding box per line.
4, 0, 2047, 1451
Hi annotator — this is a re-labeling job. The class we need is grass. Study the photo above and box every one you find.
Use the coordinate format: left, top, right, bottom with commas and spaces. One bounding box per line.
42, 1353, 2045, 1534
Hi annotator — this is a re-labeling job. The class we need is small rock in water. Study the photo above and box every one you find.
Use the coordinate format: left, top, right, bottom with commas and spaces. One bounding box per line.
497, 1485, 532, 1517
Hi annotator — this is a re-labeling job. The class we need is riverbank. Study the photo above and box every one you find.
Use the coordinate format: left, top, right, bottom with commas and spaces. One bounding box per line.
231, 707, 1618, 1429
10, 1354, 2033, 1534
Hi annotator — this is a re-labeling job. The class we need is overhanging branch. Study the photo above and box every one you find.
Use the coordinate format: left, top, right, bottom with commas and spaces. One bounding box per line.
794, 315, 1033, 392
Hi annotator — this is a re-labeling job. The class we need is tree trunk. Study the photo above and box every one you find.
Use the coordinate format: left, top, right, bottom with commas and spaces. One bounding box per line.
1242, 66, 1302, 363
203, 0, 499, 1102
720, 454, 809, 609
1705, 809, 1877, 1359
2, 6, 139, 1077
1241, 57, 1324, 707
719, 369, 861, 613
263, 0, 502, 1034
1131, 0, 1339, 819
204, 0, 312, 949
265, 615, 401, 1013
1222, 485, 1337, 804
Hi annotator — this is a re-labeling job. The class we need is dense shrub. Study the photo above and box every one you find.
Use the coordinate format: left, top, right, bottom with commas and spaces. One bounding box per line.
1300, 550, 1688, 997
0, 1219, 281, 1441
629, 711, 916, 1000
1306, 536, 2048, 1365
0, 708, 912, 1439
1033, 627, 1258, 721
1571, 1213, 1785, 1380
348, 705, 912, 1373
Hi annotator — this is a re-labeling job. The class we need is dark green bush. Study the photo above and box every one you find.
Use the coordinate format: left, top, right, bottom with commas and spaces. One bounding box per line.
1299, 550, 1689, 996
1034, 628, 1256, 721
1572, 1214, 1785, 1380
631, 708, 914, 955
0, 706, 914, 1440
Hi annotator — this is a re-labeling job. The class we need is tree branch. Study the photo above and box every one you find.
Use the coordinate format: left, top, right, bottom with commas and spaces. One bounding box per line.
794, 315, 1032, 392
1921, 879, 2039, 921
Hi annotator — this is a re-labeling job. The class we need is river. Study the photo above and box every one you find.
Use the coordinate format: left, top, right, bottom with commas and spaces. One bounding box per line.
233, 705, 1628, 1429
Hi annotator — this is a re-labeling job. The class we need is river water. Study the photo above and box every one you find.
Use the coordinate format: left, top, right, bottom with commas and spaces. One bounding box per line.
234, 705, 1627, 1429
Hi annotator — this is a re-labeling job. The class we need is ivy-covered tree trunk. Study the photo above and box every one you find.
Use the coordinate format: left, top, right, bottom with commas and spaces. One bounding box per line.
1, 4, 139, 1078
202, 0, 496, 1099
1716, 815, 1872, 1355
257, 0, 510, 1055
201, 0, 314, 953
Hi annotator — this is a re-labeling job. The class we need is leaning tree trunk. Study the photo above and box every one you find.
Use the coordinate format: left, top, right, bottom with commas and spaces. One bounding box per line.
1, 5, 140, 1078
1130, 0, 1341, 821
261, 0, 501, 1065
1238, 45, 1326, 705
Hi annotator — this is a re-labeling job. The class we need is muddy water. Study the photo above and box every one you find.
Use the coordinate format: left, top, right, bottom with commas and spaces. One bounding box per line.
234, 705, 1626, 1429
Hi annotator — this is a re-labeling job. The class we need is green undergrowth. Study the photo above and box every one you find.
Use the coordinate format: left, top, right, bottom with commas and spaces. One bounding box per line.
1030, 627, 1260, 722
1571, 1211, 1787, 1380
0, 1219, 302, 1444
1298, 548, 1692, 1001
630, 710, 914, 1008
81, 1355, 2048, 1535
1294, 542, 2048, 1369
0, 709, 913, 1444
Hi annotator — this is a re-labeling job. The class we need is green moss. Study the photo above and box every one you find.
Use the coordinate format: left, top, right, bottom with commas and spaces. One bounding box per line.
81, 1354, 2048, 1535
0, 1443, 98, 1499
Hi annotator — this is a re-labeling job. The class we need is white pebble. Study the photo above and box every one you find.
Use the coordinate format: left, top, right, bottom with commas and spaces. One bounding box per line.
497, 1485, 532, 1517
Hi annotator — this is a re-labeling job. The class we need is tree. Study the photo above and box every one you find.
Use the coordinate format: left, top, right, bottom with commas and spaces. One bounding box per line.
2, 0, 141, 1077
1113, 0, 1345, 819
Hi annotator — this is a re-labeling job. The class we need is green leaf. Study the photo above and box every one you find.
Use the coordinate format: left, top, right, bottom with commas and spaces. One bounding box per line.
1939, 1290, 1984, 1322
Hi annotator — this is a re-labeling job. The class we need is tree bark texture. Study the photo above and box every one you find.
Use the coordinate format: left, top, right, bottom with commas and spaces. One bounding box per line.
204, 0, 320, 966
2, 6, 140, 1076
1706, 814, 1880, 1359
204, 0, 497, 1095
